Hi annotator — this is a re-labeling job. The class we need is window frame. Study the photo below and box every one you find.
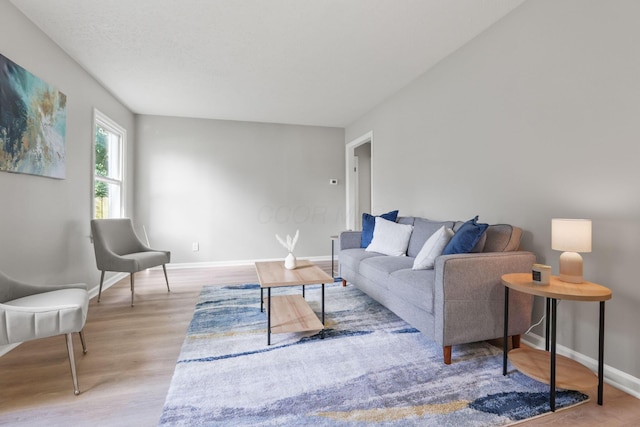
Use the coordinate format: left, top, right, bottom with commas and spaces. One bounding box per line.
92, 109, 126, 219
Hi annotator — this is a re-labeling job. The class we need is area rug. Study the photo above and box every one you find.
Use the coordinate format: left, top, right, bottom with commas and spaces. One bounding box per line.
159, 282, 588, 426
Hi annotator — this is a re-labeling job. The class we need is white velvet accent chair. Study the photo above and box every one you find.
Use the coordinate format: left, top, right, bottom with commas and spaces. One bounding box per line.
90, 218, 170, 307
0, 271, 89, 395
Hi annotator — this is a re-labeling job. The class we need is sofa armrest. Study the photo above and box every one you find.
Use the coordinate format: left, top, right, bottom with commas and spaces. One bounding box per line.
339, 231, 362, 250
433, 251, 537, 346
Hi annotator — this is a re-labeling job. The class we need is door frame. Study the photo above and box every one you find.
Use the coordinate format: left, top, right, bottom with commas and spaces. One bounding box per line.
345, 131, 373, 230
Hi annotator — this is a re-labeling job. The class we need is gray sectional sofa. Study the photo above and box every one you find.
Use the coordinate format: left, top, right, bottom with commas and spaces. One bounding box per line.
339, 216, 536, 364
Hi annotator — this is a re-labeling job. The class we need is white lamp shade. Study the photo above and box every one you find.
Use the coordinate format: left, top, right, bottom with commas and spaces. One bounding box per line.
551, 218, 592, 253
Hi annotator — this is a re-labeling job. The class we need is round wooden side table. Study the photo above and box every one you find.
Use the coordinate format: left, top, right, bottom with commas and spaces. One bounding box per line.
501, 273, 612, 411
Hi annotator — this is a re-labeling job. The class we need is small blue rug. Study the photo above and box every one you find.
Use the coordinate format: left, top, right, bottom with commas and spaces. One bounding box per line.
159, 282, 588, 426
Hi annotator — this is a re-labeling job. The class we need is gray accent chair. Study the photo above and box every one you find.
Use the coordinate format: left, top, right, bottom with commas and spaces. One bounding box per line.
0, 271, 89, 395
91, 218, 170, 306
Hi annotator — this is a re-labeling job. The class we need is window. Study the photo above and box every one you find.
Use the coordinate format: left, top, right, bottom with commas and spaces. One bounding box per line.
93, 110, 125, 219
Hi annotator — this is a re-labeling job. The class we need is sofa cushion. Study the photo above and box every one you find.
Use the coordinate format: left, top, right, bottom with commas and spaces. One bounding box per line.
339, 248, 381, 273
361, 210, 399, 248
412, 226, 454, 270
407, 218, 455, 257
359, 256, 414, 285
388, 268, 436, 313
483, 224, 520, 252
397, 217, 416, 226
366, 217, 414, 256
443, 215, 489, 255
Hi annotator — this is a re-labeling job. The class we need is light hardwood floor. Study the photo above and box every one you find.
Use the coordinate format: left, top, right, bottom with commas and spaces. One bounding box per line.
0, 263, 638, 426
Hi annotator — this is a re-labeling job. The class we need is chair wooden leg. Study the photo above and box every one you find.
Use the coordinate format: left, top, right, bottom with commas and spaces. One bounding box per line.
65, 333, 80, 395
163, 264, 170, 292
342, 279, 347, 287
130, 273, 135, 307
443, 345, 452, 365
97, 270, 106, 302
512, 334, 521, 349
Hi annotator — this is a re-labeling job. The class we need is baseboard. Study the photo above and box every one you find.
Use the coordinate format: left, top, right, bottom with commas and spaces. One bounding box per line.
87, 272, 128, 300
522, 333, 640, 400
0, 343, 21, 357
165, 255, 333, 270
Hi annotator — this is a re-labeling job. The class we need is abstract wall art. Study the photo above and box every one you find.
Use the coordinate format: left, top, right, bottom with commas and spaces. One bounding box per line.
0, 52, 66, 179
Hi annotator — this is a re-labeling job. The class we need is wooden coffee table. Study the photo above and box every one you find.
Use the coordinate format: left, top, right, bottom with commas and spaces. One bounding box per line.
255, 260, 333, 345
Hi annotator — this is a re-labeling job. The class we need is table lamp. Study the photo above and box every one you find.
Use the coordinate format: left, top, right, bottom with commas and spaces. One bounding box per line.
551, 218, 592, 283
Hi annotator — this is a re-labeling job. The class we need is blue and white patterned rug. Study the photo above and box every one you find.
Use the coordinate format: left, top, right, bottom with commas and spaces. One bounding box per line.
159, 282, 588, 426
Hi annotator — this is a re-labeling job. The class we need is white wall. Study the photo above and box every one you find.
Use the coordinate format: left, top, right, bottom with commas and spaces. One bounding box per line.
354, 142, 371, 225
0, 2, 135, 286
135, 115, 345, 263
347, 0, 640, 384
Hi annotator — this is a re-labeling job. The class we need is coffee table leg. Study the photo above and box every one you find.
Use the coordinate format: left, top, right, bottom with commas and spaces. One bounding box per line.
322, 283, 325, 324
302, 285, 305, 298
267, 288, 271, 346
260, 288, 264, 313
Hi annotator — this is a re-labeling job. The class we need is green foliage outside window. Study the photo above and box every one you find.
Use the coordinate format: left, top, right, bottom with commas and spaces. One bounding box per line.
95, 125, 109, 218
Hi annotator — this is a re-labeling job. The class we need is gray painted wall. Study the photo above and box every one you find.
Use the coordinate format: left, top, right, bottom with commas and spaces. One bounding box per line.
135, 115, 345, 263
0, 2, 135, 287
346, 0, 640, 383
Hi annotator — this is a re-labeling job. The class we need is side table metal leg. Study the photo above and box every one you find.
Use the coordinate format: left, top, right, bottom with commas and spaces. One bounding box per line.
598, 301, 605, 405
545, 298, 551, 351
302, 285, 305, 298
550, 298, 557, 412
261, 288, 264, 313
503, 286, 509, 376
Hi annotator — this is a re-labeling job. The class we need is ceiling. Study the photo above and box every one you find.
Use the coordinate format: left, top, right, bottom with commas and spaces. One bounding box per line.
10, 0, 524, 128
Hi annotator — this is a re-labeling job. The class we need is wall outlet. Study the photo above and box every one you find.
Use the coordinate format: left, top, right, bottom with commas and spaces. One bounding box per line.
192, 242, 199, 251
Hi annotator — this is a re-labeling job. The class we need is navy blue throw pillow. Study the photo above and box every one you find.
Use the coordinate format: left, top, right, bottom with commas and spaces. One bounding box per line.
360, 210, 399, 248
442, 215, 489, 255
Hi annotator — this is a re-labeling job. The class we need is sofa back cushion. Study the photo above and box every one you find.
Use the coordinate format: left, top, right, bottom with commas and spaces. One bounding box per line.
483, 224, 522, 252
398, 216, 522, 255
405, 217, 455, 258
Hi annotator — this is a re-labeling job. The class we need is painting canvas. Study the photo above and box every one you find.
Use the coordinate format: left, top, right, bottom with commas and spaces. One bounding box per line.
0, 53, 66, 179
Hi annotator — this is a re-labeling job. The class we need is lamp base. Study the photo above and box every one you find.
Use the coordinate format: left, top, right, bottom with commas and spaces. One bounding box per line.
558, 251, 584, 283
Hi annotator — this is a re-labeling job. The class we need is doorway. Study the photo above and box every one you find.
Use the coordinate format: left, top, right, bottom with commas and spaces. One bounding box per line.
346, 131, 372, 230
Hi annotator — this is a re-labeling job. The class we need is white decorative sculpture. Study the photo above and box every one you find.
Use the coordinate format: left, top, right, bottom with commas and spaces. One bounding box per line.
276, 230, 299, 270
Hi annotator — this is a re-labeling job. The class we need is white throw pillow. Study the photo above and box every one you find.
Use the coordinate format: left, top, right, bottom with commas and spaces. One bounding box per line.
365, 217, 414, 256
412, 226, 454, 270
